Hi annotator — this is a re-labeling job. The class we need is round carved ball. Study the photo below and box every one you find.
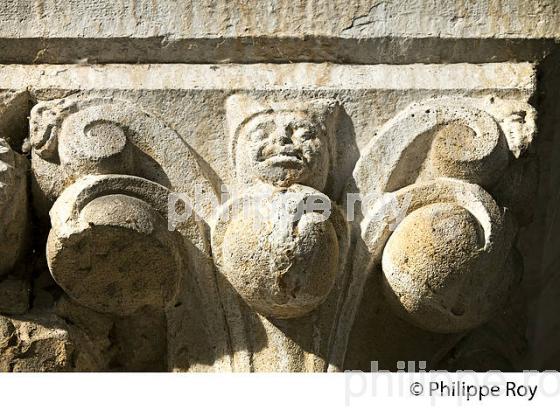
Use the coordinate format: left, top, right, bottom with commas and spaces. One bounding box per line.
220, 197, 339, 319
47, 194, 182, 315
381, 202, 502, 333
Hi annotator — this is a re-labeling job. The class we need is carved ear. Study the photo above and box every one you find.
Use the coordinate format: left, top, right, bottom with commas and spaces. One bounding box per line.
306, 99, 340, 128
305, 99, 341, 169
484, 99, 536, 158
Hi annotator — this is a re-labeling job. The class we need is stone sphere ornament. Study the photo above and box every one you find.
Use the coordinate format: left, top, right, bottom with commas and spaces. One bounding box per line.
212, 185, 348, 319
360, 178, 515, 333
382, 203, 487, 332
46, 175, 191, 315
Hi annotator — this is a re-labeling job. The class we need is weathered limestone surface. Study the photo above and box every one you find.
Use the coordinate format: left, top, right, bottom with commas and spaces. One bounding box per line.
3, 0, 559, 39
0, 0, 559, 63
0, 312, 105, 371
0, 0, 559, 372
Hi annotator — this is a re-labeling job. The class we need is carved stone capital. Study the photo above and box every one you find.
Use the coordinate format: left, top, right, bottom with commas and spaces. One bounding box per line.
0, 62, 541, 371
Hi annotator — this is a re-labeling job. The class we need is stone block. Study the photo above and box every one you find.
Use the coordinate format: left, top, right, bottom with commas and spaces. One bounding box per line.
0, 1, 558, 63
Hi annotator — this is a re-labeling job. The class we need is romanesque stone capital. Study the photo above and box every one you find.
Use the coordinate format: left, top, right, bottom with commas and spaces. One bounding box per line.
0, 61, 543, 372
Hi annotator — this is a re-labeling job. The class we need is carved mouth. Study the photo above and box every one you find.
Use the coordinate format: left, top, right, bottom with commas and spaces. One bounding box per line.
265, 155, 304, 168
261, 149, 304, 167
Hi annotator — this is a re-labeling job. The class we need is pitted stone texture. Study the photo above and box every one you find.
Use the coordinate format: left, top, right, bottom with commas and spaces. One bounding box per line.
30, 97, 217, 222
46, 175, 188, 315
3, 0, 558, 40
358, 179, 515, 334
226, 94, 340, 192
213, 185, 346, 319
216, 94, 347, 319
54, 296, 167, 371
383, 204, 484, 310
382, 201, 512, 333
424, 117, 507, 189
351, 97, 536, 199
0, 277, 29, 315
332, 92, 534, 368
207, 92, 351, 371
0, 314, 105, 371
0, 91, 28, 150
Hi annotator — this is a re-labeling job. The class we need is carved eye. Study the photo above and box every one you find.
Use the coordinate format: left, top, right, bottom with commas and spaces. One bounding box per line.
293, 126, 316, 141
509, 110, 527, 124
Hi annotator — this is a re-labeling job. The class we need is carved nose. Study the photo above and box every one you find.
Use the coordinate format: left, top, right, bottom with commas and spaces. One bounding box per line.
272, 126, 293, 145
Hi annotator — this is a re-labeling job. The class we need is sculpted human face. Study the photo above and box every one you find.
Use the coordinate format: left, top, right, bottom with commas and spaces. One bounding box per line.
236, 111, 330, 190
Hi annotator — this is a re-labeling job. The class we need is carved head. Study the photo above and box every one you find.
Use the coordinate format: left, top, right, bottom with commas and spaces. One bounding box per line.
226, 94, 339, 191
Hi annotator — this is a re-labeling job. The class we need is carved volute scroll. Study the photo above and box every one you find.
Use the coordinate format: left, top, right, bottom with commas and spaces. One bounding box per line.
31, 97, 218, 223
331, 97, 536, 369
26, 96, 236, 372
